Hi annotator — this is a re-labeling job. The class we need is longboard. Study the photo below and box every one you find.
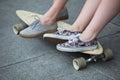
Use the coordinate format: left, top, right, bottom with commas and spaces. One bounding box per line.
13, 10, 113, 70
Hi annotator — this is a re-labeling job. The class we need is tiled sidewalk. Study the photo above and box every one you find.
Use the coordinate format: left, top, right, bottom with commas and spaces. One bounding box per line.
0, 0, 120, 80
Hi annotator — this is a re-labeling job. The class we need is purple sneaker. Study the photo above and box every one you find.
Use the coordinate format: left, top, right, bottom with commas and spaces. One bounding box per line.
56, 37, 98, 52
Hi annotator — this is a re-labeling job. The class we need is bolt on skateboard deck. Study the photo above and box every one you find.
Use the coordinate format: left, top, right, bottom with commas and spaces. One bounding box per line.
13, 10, 113, 70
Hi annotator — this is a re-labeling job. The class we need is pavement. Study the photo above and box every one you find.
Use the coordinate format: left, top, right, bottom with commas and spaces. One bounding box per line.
0, 0, 120, 80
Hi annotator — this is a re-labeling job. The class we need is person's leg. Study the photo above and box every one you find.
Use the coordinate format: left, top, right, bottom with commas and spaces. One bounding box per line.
68, 0, 101, 32
40, 0, 68, 26
43, 0, 101, 41
56, 0, 120, 52
80, 0, 120, 42
19, 0, 68, 38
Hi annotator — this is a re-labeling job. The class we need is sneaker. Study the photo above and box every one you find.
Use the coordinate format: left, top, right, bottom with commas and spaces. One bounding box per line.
13, 7, 68, 35
19, 20, 57, 38
43, 28, 81, 40
56, 37, 98, 52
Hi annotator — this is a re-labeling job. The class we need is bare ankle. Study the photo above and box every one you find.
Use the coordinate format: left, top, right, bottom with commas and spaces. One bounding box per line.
40, 9, 65, 26
80, 32, 97, 42
40, 15, 56, 26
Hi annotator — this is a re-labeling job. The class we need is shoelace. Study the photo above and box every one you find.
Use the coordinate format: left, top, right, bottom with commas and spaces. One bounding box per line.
30, 15, 40, 29
68, 38, 78, 43
56, 28, 65, 34
31, 20, 40, 29
68, 35, 80, 43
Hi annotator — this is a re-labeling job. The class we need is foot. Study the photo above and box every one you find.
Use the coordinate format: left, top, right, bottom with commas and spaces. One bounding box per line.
56, 36, 98, 52
40, 7, 68, 26
43, 28, 81, 40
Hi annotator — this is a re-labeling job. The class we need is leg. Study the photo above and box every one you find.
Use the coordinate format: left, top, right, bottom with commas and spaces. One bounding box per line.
43, 0, 101, 41
80, 0, 120, 42
68, 0, 101, 32
40, 0, 68, 25
55, 0, 120, 52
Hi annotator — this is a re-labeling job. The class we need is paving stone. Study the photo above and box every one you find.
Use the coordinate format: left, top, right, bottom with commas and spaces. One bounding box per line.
0, 0, 120, 80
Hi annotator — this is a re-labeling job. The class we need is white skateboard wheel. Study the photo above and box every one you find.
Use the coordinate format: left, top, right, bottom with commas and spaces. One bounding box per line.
73, 57, 86, 70
102, 48, 113, 61
13, 23, 24, 35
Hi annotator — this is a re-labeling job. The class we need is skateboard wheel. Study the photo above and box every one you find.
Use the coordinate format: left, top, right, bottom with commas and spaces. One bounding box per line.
13, 23, 24, 35
102, 48, 113, 61
73, 57, 86, 70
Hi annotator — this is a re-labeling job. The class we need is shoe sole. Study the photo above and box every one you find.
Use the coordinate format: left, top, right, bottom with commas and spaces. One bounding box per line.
56, 45, 98, 52
43, 33, 69, 40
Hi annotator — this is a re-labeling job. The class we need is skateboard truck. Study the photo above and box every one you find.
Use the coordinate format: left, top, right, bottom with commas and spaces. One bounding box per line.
73, 48, 113, 71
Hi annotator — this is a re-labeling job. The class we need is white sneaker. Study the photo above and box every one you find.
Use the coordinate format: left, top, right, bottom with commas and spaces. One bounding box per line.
43, 28, 81, 40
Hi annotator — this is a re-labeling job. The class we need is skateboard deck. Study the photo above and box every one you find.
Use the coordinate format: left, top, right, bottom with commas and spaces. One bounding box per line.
13, 10, 113, 70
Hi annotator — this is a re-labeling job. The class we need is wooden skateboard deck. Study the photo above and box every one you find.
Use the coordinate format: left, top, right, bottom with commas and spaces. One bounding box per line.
16, 10, 42, 25
13, 10, 113, 70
